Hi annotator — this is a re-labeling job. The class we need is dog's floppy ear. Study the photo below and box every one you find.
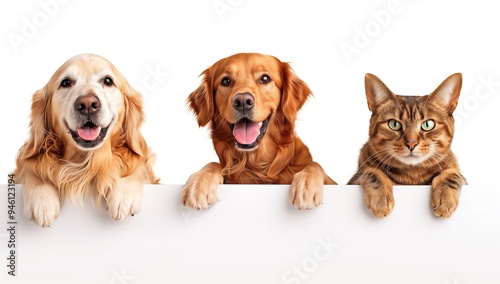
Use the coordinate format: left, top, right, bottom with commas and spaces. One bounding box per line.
187, 68, 214, 127
18, 87, 53, 159
279, 62, 312, 125
122, 85, 147, 157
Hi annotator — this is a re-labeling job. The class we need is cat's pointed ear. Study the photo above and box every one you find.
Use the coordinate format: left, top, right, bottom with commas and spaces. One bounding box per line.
365, 73, 396, 112
429, 73, 462, 113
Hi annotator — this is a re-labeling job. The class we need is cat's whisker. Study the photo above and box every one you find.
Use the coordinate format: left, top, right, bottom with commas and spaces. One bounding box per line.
355, 147, 392, 172
350, 72, 465, 217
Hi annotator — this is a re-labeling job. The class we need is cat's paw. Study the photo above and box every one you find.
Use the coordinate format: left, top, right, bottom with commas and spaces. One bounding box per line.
106, 177, 144, 221
431, 172, 463, 218
181, 169, 223, 210
290, 170, 324, 210
431, 187, 460, 218
359, 171, 395, 218
432, 199, 457, 218
363, 185, 394, 218
23, 184, 61, 228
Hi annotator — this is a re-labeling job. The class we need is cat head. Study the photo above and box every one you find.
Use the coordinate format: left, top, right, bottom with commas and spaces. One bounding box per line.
364, 73, 462, 166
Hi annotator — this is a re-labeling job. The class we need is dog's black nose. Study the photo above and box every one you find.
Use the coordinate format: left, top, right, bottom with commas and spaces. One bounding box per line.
75, 95, 100, 115
233, 93, 254, 113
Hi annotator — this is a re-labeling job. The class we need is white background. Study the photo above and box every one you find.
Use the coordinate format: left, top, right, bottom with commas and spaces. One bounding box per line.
1, 0, 499, 185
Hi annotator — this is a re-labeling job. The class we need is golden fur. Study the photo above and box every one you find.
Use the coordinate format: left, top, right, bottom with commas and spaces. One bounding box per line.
15, 54, 158, 227
349, 73, 466, 218
182, 53, 336, 210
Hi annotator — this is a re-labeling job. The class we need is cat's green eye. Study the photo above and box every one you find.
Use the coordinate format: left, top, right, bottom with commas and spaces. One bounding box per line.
388, 119, 402, 131
421, 119, 435, 131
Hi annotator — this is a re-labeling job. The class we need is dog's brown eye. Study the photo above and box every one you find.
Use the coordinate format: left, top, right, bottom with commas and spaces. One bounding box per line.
221, 77, 231, 87
260, 74, 271, 84
103, 77, 113, 86
60, 78, 72, 88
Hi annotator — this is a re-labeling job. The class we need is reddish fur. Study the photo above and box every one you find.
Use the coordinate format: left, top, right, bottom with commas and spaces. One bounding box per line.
188, 53, 334, 184
182, 53, 335, 210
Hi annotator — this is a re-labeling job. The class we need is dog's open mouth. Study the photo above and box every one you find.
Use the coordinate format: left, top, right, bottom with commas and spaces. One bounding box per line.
230, 118, 269, 150
69, 121, 109, 149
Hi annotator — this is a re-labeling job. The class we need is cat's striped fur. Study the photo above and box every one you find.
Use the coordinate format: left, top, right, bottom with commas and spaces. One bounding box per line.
349, 73, 466, 218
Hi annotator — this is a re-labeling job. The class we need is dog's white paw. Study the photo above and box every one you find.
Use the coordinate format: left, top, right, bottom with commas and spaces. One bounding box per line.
289, 170, 324, 210
181, 170, 222, 210
106, 178, 144, 221
23, 184, 61, 228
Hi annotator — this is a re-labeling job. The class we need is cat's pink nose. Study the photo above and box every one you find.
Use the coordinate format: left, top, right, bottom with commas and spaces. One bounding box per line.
405, 140, 418, 151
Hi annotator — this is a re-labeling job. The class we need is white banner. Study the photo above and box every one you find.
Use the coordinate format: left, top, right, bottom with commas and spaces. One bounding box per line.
1, 184, 499, 284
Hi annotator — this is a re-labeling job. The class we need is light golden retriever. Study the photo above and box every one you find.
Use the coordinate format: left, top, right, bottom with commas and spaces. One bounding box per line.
182, 53, 336, 209
15, 54, 159, 227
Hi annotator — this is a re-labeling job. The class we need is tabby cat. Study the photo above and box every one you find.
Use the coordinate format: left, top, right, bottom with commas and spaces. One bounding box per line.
348, 73, 466, 218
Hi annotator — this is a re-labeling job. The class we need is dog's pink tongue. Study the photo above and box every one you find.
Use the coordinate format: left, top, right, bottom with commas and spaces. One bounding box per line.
233, 120, 262, 145
77, 126, 101, 141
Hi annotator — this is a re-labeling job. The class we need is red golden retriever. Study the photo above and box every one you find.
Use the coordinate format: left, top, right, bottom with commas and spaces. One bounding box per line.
182, 53, 336, 209
15, 54, 159, 227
